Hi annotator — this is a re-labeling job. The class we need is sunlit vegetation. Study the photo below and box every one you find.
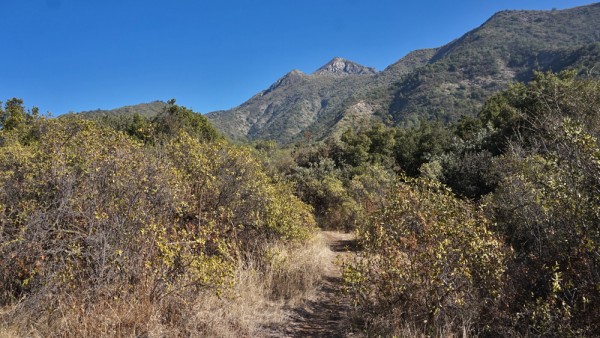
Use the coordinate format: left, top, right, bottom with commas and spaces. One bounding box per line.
256, 71, 600, 336
1, 70, 600, 337
344, 177, 506, 336
0, 100, 319, 336
340, 71, 600, 336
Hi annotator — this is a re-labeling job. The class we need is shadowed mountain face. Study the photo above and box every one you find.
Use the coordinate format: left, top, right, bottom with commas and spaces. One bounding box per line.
207, 3, 600, 144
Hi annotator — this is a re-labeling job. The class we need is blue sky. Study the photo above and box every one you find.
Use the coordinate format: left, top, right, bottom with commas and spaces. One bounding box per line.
0, 0, 595, 115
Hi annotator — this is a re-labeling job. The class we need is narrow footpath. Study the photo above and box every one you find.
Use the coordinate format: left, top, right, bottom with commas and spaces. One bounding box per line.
281, 231, 357, 338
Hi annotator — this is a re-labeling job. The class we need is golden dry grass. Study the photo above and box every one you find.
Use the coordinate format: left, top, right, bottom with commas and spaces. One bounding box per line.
0, 234, 330, 338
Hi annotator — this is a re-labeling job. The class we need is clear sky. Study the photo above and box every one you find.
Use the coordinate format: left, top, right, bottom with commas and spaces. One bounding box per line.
0, 0, 596, 115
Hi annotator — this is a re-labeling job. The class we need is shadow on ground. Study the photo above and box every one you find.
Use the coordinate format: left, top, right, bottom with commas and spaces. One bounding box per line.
328, 238, 359, 253
284, 276, 349, 338
279, 231, 358, 337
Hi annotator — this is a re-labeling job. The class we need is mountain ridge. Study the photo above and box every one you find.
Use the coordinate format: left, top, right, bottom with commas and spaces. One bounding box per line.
206, 3, 600, 143
314, 57, 377, 76
78, 3, 600, 144
79, 100, 168, 119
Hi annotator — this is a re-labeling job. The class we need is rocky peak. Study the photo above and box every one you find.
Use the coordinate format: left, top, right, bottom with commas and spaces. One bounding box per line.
264, 69, 307, 94
314, 57, 377, 76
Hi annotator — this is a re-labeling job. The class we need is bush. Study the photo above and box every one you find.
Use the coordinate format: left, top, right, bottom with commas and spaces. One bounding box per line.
484, 72, 600, 335
344, 177, 506, 336
0, 105, 317, 336
0, 118, 232, 308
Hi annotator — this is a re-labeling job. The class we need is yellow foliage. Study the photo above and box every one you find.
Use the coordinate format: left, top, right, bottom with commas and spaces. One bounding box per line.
344, 176, 506, 335
0, 117, 315, 312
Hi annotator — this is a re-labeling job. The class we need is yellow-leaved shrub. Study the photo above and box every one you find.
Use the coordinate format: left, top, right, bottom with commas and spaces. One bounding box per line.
344, 177, 506, 336
0, 113, 316, 335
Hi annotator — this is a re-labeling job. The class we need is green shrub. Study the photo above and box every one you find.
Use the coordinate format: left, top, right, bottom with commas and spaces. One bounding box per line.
485, 80, 600, 334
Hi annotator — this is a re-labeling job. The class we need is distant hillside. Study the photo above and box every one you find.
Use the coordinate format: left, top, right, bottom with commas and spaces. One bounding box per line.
207, 3, 600, 143
79, 101, 168, 119
205, 53, 434, 142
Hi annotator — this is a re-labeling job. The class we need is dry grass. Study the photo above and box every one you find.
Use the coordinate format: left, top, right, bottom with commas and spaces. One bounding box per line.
0, 311, 18, 338
0, 234, 330, 338
261, 234, 329, 304
189, 234, 329, 337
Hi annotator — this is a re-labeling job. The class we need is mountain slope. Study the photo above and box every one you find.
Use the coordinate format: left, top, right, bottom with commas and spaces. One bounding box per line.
206, 54, 434, 142
207, 3, 600, 143
383, 3, 600, 124
78, 101, 169, 119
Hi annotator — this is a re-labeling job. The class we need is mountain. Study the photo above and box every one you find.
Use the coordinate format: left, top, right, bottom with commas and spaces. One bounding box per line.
314, 57, 377, 76
206, 53, 433, 142
207, 3, 600, 143
383, 4, 600, 125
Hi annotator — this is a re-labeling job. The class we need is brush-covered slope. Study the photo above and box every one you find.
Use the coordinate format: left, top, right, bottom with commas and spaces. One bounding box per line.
207, 3, 600, 143
205, 55, 429, 143
383, 3, 600, 125
79, 100, 169, 119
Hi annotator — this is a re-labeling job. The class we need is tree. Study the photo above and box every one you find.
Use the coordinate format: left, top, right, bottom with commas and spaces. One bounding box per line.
0, 98, 39, 132
394, 120, 453, 176
153, 100, 220, 142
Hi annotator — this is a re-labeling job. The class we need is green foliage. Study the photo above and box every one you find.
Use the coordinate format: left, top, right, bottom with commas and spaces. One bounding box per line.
336, 71, 600, 335
2, 99, 36, 129
483, 71, 600, 335
126, 112, 155, 143
207, 4, 600, 145
153, 100, 220, 142
290, 158, 360, 230
394, 120, 453, 176
81, 100, 221, 144
288, 125, 398, 231
79, 100, 168, 119
165, 133, 314, 243
477, 69, 600, 153
344, 177, 506, 335
0, 98, 42, 142
337, 123, 396, 168
347, 164, 395, 214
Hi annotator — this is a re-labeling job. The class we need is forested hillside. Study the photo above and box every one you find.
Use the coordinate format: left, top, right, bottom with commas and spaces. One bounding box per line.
207, 3, 600, 143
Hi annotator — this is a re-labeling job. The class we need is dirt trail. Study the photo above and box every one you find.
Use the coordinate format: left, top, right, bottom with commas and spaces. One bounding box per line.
281, 231, 357, 338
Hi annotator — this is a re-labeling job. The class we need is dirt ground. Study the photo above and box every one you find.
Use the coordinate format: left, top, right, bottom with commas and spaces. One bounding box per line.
275, 231, 358, 338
